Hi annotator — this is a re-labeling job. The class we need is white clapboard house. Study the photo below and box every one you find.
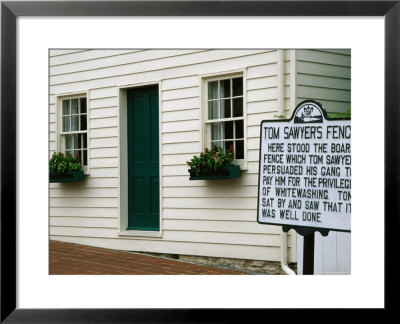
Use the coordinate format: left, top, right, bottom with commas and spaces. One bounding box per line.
49, 49, 351, 274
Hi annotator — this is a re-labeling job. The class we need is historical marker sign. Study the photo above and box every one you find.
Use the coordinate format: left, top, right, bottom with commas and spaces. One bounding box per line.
257, 100, 351, 233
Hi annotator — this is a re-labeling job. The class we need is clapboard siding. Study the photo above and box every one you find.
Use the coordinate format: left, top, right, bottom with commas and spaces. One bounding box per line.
296, 49, 351, 113
50, 49, 144, 65
90, 87, 118, 99
162, 75, 199, 90
90, 147, 119, 158
49, 50, 270, 85
162, 173, 259, 187
163, 186, 257, 198
90, 97, 118, 109
50, 207, 118, 218
162, 131, 199, 144
248, 138, 260, 150
50, 216, 119, 228
49, 49, 89, 58
49, 51, 275, 94
247, 87, 277, 102
50, 50, 205, 75
88, 168, 119, 178
163, 197, 257, 210
50, 197, 119, 208
247, 63, 276, 79
247, 150, 261, 162
317, 49, 350, 55
247, 125, 261, 138
50, 187, 119, 198
162, 86, 199, 101
297, 61, 350, 79
162, 97, 199, 112
247, 100, 278, 114
162, 120, 200, 133
49, 123, 56, 132
50, 226, 118, 238
89, 117, 119, 130
247, 112, 276, 126
90, 126, 118, 138
162, 142, 201, 155
50, 177, 118, 189
163, 208, 256, 221
90, 137, 118, 149
297, 74, 351, 90
296, 49, 351, 67
48, 49, 333, 263
297, 86, 350, 102
162, 165, 192, 176
162, 108, 200, 122
90, 157, 119, 168
49, 112, 56, 123
163, 219, 276, 234
162, 153, 195, 166
247, 76, 278, 90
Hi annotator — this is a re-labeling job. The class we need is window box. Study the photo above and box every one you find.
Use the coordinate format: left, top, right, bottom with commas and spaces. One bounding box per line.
188, 165, 241, 180
49, 170, 85, 183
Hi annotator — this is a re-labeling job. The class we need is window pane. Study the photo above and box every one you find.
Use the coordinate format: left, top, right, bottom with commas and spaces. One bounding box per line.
235, 140, 244, 159
71, 115, 79, 131
219, 79, 230, 98
74, 134, 80, 149
223, 121, 233, 139
80, 98, 87, 114
65, 150, 73, 158
83, 150, 87, 166
62, 100, 70, 115
82, 133, 87, 148
66, 134, 73, 149
71, 98, 79, 114
211, 141, 222, 150
220, 99, 231, 118
233, 98, 243, 117
208, 101, 219, 120
63, 116, 70, 132
232, 77, 243, 96
208, 81, 218, 99
72, 150, 80, 161
211, 123, 222, 140
235, 120, 244, 139
80, 114, 87, 131
225, 140, 234, 153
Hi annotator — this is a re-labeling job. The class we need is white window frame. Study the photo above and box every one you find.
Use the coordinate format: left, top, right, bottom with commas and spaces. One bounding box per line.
202, 72, 247, 167
57, 93, 89, 174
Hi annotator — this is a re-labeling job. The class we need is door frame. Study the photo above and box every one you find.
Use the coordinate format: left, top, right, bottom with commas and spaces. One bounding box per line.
117, 81, 163, 238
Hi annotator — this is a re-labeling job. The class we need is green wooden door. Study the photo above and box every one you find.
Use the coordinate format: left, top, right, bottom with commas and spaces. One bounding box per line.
127, 86, 159, 231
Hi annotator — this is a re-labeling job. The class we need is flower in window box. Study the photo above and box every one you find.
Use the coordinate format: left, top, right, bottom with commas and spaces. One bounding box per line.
50, 152, 82, 173
49, 152, 84, 183
186, 145, 240, 180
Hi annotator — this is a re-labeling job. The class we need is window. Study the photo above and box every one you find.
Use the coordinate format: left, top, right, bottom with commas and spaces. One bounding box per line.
205, 75, 245, 163
59, 96, 88, 169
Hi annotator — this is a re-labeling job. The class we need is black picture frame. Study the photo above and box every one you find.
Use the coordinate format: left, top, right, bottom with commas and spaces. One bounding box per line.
1, 0, 398, 322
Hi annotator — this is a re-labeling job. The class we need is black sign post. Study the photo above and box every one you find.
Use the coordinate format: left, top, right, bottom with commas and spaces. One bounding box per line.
257, 100, 351, 275
303, 232, 315, 275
